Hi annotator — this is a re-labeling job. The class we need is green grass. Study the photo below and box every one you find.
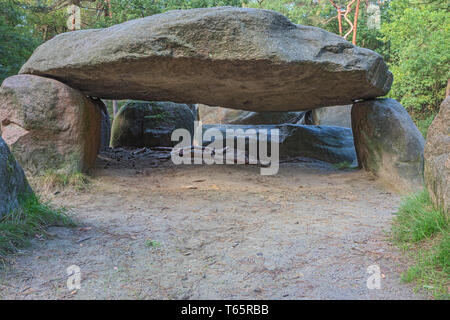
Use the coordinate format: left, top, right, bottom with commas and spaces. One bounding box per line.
40, 170, 89, 191
145, 239, 161, 248
332, 161, 357, 170
0, 193, 75, 262
392, 189, 449, 299
392, 190, 448, 242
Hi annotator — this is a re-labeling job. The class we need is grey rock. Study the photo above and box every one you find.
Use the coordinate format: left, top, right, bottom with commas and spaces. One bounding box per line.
0, 137, 33, 217
198, 104, 305, 125
424, 97, 449, 213
303, 105, 352, 128
20, 7, 392, 112
110, 101, 195, 148
95, 99, 111, 150
351, 98, 425, 193
202, 124, 356, 164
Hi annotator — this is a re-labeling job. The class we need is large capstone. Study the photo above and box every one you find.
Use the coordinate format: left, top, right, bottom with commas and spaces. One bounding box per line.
424, 97, 449, 213
20, 7, 392, 112
0, 75, 103, 173
110, 101, 195, 148
0, 137, 33, 218
351, 98, 425, 193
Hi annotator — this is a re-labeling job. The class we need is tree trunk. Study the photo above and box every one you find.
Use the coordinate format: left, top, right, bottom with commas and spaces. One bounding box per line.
113, 100, 118, 117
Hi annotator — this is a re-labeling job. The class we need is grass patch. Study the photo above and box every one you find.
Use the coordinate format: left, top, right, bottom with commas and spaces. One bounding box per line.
145, 239, 161, 248
392, 190, 448, 242
0, 193, 75, 262
333, 161, 357, 170
40, 170, 89, 192
392, 189, 449, 299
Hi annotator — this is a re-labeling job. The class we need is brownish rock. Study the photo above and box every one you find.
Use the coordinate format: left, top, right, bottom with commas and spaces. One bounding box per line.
0, 75, 103, 173
424, 97, 450, 213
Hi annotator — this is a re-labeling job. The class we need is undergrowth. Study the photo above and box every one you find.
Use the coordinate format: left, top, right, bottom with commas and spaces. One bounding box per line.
392, 189, 449, 299
0, 193, 75, 263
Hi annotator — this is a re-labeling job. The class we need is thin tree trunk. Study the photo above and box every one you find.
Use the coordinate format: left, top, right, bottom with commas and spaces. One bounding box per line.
352, 0, 361, 45
113, 100, 118, 117
446, 79, 450, 97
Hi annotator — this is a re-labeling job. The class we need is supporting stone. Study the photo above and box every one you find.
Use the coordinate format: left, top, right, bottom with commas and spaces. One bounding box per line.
96, 99, 111, 151
424, 97, 449, 213
0, 137, 33, 217
351, 98, 425, 193
0, 75, 103, 174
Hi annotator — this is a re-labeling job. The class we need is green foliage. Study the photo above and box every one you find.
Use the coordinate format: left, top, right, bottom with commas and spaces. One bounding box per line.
88, 0, 246, 28
248, 0, 333, 26
392, 189, 449, 298
248, 0, 389, 53
0, 0, 41, 82
381, 0, 450, 117
332, 161, 356, 170
0, 193, 74, 261
392, 190, 448, 243
416, 113, 437, 138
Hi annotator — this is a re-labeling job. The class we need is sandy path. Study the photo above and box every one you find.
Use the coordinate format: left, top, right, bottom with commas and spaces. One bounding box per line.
0, 155, 425, 299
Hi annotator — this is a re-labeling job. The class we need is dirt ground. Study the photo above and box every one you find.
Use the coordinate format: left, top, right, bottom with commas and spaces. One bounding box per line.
0, 150, 426, 299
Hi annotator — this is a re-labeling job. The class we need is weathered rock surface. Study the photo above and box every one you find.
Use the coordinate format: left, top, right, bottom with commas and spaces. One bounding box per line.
96, 99, 111, 150
198, 104, 305, 125
351, 98, 425, 193
0, 75, 103, 173
0, 137, 33, 217
111, 101, 195, 148
303, 105, 352, 128
202, 124, 356, 164
424, 97, 449, 213
20, 7, 392, 112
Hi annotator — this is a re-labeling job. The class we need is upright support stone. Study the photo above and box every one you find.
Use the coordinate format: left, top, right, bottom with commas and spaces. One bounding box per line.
0, 75, 104, 174
95, 99, 111, 151
0, 137, 33, 218
351, 98, 425, 193
424, 97, 449, 213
